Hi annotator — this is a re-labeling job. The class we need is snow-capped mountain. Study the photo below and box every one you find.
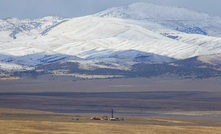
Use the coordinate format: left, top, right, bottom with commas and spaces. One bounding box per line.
95, 3, 221, 37
0, 16, 67, 41
0, 3, 221, 78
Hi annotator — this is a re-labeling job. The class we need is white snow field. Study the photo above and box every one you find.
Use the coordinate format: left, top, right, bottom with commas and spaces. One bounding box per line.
0, 3, 221, 71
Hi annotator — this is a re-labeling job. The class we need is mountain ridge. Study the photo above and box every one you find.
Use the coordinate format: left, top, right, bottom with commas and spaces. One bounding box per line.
0, 3, 221, 79
95, 2, 221, 37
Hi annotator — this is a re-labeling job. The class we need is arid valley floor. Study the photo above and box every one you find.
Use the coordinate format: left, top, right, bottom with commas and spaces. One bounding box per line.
0, 77, 221, 133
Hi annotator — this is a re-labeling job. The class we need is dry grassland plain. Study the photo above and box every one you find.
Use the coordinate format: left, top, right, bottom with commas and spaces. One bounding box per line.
0, 77, 221, 133
0, 108, 221, 134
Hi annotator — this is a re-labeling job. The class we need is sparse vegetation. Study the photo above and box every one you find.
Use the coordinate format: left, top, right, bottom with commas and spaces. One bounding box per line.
130, 62, 221, 79
11, 56, 221, 80
1, 78, 221, 133
0, 108, 221, 134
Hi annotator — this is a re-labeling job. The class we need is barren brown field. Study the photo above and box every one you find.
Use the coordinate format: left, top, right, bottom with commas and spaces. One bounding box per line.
0, 77, 221, 93
1, 108, 221, 134
0, 77, 221, 133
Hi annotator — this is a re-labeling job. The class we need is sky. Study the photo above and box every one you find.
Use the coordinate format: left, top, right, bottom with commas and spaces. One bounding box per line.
0, 0, 220, 19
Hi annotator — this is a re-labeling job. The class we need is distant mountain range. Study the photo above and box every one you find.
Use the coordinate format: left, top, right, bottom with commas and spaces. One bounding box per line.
0, 3, 221, 79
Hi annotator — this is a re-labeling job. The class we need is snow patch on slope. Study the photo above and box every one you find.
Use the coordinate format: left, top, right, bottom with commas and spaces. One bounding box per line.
45, 16, 209, 60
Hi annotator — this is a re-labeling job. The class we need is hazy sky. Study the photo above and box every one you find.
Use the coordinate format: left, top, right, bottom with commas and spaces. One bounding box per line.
0, 0, 220, 19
